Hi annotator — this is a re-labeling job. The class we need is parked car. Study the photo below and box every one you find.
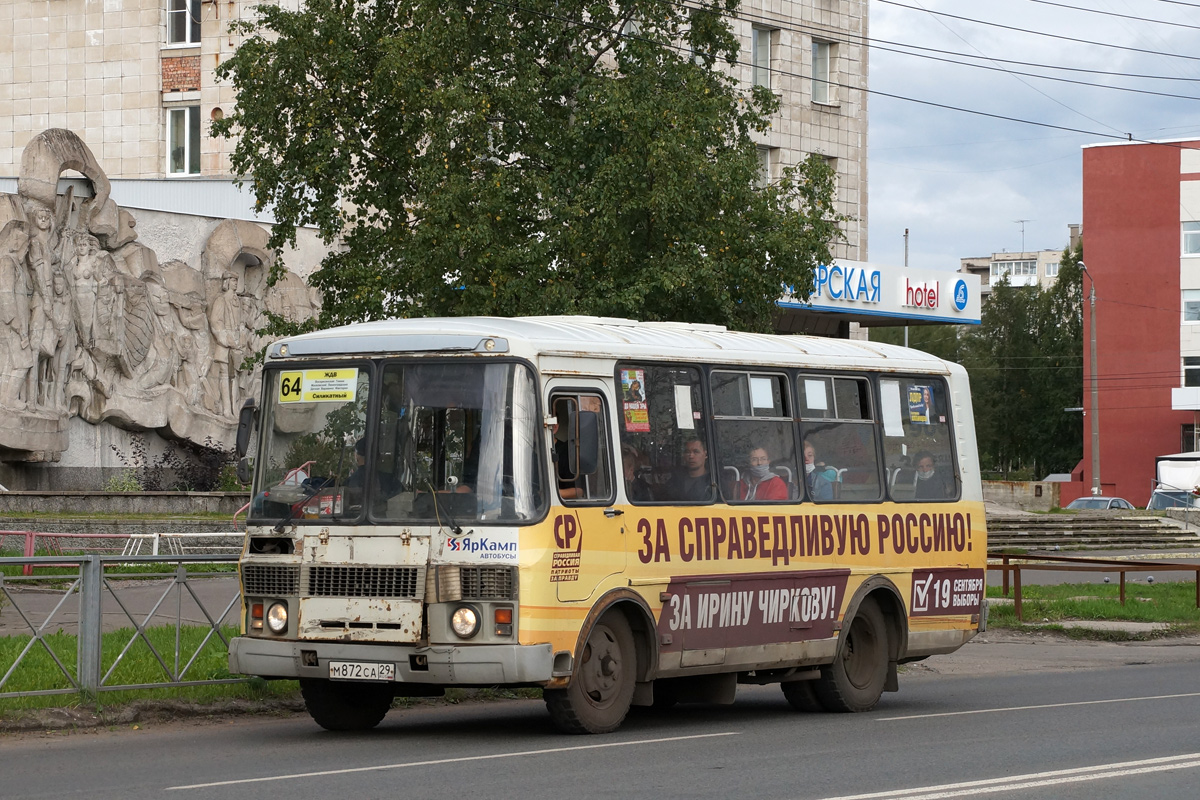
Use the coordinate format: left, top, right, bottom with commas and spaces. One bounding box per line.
1145, 490, 1200, 510
1065, 496, 1136, 511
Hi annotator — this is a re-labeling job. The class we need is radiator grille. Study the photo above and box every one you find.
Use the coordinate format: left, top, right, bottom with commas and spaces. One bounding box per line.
459, 566, 516, 599
307, 565, 420, 598
242, 564, 300, 597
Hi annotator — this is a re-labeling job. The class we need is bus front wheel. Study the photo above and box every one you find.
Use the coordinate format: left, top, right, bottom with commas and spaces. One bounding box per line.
545, 613, 636, 734
814, 597, 889, 713
299, 678, 393, 731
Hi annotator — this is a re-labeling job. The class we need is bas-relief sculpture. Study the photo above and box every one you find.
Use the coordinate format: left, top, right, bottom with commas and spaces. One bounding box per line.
0, 129, 319, 463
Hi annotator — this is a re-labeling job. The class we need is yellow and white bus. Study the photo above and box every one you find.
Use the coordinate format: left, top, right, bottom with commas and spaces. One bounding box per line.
229, 316, 986, 733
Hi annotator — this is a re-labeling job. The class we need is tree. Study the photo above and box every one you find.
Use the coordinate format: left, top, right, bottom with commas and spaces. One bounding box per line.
214, 0, 845, 333
960, 242, 1084, 478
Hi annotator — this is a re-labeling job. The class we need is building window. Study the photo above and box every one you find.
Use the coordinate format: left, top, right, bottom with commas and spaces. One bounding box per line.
1184, 222, 1200, 255
1184, 424, 1198, 452
812, 40, 832, 103
168, 106, 201, 175
1185, 291, 1200, 322
1186, 357, 1200, 387
991, 260, 1036, 280
752, 28, 772, 89
756, 146, 771, 187
1046, 262, 1059, 278
167, 0, 201, 46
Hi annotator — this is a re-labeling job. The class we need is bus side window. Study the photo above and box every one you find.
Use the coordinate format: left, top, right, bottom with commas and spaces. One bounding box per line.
551, 393, 614, 504
616, 365, 712, 504
799, 375, 882, 502
880, 377, 959, 502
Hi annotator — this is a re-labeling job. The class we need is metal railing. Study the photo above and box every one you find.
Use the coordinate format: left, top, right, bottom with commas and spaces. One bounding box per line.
0, 554, 243, 699
989, 552, 1200, 622
1148, 479, 1200, 529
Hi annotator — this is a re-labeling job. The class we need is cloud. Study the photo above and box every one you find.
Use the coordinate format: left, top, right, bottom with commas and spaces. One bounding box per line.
868, 0, 1200, 270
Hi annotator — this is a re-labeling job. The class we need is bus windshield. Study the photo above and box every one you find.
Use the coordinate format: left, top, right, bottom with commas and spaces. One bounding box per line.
252, 360, 545, 525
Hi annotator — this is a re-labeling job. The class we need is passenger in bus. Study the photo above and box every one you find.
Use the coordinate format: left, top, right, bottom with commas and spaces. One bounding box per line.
621, 443, 654, 502
735, 445, 789, 501
661, 436, 713, 501
804, 439, 835, 501
345, 438, 368, 489
914, 451, 955, 500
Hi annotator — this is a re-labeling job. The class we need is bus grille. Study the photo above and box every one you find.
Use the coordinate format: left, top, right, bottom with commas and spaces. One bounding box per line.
242, 564, 300, 596
307, 565, 421, 598
459, 566, 516, 599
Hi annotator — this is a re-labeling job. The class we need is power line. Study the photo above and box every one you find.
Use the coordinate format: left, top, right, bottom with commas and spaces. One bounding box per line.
1025, 0, 1200, 31
878, 0, 1200, 62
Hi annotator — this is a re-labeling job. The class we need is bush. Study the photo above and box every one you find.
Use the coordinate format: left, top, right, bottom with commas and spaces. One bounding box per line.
109, 435, 242, 492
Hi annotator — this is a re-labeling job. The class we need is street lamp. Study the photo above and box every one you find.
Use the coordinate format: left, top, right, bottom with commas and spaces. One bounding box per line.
1080, 262, 1100, 495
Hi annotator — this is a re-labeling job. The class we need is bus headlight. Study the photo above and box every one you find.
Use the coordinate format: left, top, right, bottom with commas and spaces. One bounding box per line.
450, 605, 480, 639
266, 602, 288, 634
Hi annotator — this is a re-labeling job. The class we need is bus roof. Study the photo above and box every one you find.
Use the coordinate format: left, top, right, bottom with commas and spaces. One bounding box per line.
268, 315, 958, 374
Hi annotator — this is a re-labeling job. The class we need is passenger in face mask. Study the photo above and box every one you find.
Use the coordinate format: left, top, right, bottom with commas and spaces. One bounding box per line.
736, 445, 789, 502
913, 451, 955, 500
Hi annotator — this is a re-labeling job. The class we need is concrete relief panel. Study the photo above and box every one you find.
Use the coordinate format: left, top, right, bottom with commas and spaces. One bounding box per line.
0, 129, 318, 462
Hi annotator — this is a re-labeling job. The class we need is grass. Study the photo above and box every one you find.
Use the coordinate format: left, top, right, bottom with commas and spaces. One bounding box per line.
0, 624, 298, 714
986, 580, 1200, 634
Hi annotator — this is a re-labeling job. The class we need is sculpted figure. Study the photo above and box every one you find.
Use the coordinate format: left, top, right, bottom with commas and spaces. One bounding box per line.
25, 201, 58, 407
0, 221, 35, 409
134, 270, 182, 391
69, 233, 102, 348
43, 270, 76, 409
174, 290, 215, 413
208, 271, 243, 417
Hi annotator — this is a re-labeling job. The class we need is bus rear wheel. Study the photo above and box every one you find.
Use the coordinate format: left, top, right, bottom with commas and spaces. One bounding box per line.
299, 678, 393, 731
814, 597, 889, 713
545, 613, 636, 734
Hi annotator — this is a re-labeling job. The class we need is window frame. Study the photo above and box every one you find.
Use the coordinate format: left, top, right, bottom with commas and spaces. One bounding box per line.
811, 39, 833, 104
166, 105, 202, 175
1184, 221, 1200, 256
709, 369, 799, 505
550, 388, 617, 507
1184, 290, 1200, 322
752, 27, 773, 90
614, 362, 715, 506
877, 374, 961, 503
797, 372, 884, 504
166, 0, 202, 47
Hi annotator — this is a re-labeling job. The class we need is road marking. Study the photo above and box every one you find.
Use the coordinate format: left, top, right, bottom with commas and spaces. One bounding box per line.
165, 731, 740, 791
878, 690, 1200, 721
818, 752, 1200, 799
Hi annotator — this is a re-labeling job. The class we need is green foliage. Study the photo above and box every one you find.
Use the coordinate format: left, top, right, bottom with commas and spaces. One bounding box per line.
960, 242, 1085, 478
986, 578, 1200, 630
104, 470, 143, 493
213, 0, 845, 333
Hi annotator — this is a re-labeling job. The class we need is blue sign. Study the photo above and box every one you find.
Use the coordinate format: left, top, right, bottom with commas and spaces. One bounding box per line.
953, 279, 968, 311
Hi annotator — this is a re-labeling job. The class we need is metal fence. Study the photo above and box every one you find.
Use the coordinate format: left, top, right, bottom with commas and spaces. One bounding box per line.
0, 554, 243, 699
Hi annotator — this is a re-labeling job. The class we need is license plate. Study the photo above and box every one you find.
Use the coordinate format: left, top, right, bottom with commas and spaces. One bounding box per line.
328, 661, 396, 681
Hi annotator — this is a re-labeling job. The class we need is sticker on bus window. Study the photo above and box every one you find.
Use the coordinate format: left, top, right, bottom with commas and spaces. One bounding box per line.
278, 369, 359, 403
621, 369, 649, 432
908, 385, 933, 425
674, 385, 694, 430
881, 380, 903, 437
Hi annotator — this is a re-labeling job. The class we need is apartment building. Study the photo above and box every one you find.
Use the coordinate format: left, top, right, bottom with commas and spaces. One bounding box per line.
0, 0, 869, 260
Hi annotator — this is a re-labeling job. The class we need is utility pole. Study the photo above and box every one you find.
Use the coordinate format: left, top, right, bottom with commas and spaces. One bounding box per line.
1080, 262, 1100, 495
903, 228, 909, 348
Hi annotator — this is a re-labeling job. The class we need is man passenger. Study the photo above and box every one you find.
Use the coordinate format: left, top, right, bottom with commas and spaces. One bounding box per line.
661, 436, 713, 502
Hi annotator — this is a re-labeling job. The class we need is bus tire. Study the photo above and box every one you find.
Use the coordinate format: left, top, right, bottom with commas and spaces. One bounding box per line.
299, 678, 393, 731
814, 597, 888, 713
781, 679, 825, 712
545, 613, 636, 734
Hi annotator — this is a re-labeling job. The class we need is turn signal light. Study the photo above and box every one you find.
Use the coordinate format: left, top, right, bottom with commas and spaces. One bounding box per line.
494, 609, 512, 624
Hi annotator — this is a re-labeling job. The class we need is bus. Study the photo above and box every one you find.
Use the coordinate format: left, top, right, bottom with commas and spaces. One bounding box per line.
229, 316, 986, 733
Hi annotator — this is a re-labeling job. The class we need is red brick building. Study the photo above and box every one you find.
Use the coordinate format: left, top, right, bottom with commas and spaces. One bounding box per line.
1065, 139, 1200, 506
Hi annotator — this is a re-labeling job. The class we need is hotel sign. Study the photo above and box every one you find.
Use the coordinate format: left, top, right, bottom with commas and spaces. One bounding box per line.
780, 260, 981, 325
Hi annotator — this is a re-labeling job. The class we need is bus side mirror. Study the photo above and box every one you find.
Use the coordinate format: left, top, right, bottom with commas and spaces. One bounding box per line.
568, 409, 600, 476
236, 398, 257, 458
236, 456, 253, 485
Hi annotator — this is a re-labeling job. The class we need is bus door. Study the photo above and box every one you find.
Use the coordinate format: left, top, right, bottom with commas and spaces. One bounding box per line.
546, 385, 627, 602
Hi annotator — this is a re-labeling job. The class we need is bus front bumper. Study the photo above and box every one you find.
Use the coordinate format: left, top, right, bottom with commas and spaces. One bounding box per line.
229, 636, 555, 685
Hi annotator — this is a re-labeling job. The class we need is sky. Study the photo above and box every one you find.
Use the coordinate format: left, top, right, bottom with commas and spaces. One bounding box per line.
867, 0, 1200, 271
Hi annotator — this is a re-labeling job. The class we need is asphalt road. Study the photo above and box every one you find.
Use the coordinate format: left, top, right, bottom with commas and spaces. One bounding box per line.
3, 633, 1199, 800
